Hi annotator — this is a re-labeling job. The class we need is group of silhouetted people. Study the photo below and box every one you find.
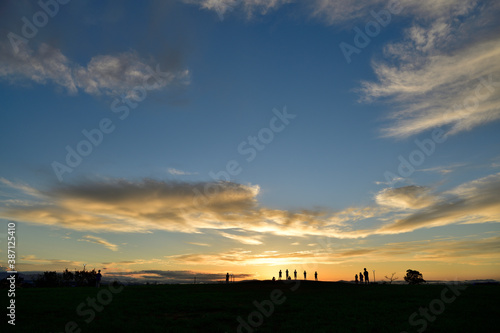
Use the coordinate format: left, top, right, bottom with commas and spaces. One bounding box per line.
355, 268, 369, 284
274, 269, 318, 281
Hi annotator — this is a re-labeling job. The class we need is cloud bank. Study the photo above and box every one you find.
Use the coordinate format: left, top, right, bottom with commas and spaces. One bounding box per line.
1, 174, 499, 241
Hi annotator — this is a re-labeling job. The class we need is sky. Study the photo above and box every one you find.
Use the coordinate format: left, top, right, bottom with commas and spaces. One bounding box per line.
0, 0, 499, 284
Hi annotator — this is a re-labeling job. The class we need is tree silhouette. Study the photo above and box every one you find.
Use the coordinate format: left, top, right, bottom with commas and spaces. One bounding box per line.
62, 268, 74, 285
404, 269, 425, 284
385, 272, 398, 284
35, 269, 97, 287
35, 271, 61, 287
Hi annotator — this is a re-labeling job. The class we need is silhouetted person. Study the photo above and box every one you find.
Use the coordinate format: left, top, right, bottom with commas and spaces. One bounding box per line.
303, 270, 307, 280
355, 274, 358, 284
364, 268, 369, 284
272, 277, 276, 282
286, 269, 289, 279
294, 269, 297, 280
226, 273, 230, 283
359, 272, 363, 283
96, 270, 102, 287
279, 270, 282, 280
288, 276, 291, 280
315, 271, 318, 281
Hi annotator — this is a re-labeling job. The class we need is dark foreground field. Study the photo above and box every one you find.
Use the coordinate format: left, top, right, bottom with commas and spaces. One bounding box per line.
4, 281, 499, 332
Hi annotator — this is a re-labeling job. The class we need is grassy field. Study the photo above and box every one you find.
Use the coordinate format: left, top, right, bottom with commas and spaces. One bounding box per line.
3, 281, 499, 332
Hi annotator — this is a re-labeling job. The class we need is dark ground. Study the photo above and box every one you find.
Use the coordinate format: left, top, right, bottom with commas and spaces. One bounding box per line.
3, 281, 499, 332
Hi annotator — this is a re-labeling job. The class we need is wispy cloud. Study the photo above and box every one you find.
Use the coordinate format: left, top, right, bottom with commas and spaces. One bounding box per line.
186, 242, 211, 247
183, 0, 481, 24
0, 42, 190, 97
168, 168, 198, 176
20, 254, 84, 268
0, 177, 42, 199
417, 163, 465, 175
220, 231, 263, 245
361, 3, 500, 138
378, 173, 500, 234
373, 236, 500, 264
78, 235, 119, 251
182, 0, 292, 18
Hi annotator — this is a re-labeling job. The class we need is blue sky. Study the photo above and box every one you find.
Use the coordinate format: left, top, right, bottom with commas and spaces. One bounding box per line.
0, 0, 499, 283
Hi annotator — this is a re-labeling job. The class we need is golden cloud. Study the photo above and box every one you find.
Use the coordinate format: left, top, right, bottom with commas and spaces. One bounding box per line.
1, 174, 499, 241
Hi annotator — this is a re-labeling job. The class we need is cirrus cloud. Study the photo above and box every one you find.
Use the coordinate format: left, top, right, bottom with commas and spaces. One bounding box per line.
360, 2, 500, 138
